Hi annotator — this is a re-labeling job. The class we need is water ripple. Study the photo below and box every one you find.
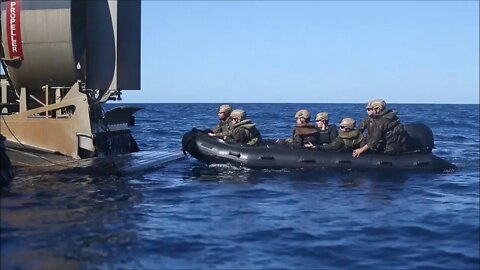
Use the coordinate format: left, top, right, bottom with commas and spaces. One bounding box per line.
2, 103, 479, 269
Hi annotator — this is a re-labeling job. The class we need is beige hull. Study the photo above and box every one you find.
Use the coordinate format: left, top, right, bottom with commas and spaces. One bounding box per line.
1, 82, 93, 158
0, 0, 143, 177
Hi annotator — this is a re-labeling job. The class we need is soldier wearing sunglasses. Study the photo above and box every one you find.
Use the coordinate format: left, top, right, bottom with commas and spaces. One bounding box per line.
314, 112, 338, 145
290, 109, 319, 147
318, 118, 365, 152
224, 109, 262, 146
208, 104, 233, 138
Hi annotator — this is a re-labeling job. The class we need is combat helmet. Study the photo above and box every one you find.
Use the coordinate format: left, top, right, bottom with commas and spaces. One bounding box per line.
295, 109, 311, 121
218, 104, 232, 115
315, 112, 329, 121
340, 117, 356, 129
366, 99, 386, 110
230, 109, 246, 121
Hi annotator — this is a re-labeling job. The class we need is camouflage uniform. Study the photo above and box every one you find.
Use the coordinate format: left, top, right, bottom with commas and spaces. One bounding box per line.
211, 104, 233, 138
211, 118, 232, 137
225, 109, 262, 146
367, 109, 408, 154
226, 119, 262, 146
359, 116, 373, 135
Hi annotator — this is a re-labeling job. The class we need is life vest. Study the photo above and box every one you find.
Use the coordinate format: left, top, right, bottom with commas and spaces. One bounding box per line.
233, 119, 262, 146
338, 129, 364, 149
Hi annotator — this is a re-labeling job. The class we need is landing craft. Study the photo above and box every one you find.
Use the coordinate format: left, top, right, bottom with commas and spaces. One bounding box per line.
0, 0, 182, 180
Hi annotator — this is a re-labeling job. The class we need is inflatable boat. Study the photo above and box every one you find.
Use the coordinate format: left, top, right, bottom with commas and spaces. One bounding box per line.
181, 124, 456, 172
0, 135, 13, 187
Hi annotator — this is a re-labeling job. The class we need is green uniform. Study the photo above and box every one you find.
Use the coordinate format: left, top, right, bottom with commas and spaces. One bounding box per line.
211, 117, 233, 138
359, 116, 373, 135
226, 119, 262, 146
367, 109, 408, 154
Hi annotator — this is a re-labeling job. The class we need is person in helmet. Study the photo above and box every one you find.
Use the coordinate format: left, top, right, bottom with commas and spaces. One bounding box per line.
358, 99, 377, 135
314, 112, 338, 145
353, 99, 408, 157
208, 104, 233, 138
318, 118, 365, 152
290, 109, 319, 147
224, 109, 262, 146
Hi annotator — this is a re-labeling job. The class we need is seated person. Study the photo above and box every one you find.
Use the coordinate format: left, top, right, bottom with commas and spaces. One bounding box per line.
208, 104, 233, 137
315, 112, 338, 145
291, 109, 319, 147
359, 108, 374, 135
224, 109, 262, 146
318, 118, 365, 152
353, 99, 408, 157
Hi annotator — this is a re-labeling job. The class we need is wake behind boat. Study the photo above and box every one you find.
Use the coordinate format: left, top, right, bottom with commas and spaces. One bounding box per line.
181, 124, 456, 172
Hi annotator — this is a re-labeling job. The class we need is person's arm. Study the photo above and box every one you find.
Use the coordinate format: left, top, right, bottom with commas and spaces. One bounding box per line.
358, 118, 366, 133
353, 121, 385, 157
226, 128, 246, 144
213, 129, 233, 138
329, 127, 338, 143
211, 123, 221, 134
291, 130, 302, 146
320, 137, 342, 151
304, 142, 315, 148
352, 144, 369, 157
208, 123, 222, 136
365, 120, 385, 152
303, 132, 318, 146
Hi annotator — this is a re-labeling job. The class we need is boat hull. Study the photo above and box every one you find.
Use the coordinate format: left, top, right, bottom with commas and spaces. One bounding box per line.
182, 129, 457, 172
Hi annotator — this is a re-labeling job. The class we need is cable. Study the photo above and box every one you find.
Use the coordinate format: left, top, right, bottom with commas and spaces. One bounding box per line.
1, 114, 76, 168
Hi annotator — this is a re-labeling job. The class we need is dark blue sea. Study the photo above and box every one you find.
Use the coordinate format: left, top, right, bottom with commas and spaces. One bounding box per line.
1, 103, 479, 269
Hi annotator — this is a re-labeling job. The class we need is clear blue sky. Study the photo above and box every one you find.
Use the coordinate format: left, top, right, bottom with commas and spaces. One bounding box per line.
122, 1, 478, 104
2, 1, 478, 104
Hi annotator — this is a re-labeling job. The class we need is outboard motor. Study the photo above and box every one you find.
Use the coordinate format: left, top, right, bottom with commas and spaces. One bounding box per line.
404, 123, 435, 153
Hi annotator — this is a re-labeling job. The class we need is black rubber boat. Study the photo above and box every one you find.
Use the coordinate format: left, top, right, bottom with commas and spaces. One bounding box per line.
0, 134, 14, 187
181, 124, 456, 172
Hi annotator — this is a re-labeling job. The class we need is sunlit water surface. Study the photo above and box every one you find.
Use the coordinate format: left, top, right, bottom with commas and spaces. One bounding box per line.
1, 103, 479, 269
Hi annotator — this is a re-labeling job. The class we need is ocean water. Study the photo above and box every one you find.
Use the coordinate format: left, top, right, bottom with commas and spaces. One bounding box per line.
1, 103, 479, 269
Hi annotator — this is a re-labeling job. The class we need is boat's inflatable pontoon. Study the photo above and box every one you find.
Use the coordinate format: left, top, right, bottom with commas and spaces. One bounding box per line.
181, 124, 456, 171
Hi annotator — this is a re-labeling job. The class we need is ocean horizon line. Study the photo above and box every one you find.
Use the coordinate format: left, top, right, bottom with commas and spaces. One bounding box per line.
116, 102, 480, 105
